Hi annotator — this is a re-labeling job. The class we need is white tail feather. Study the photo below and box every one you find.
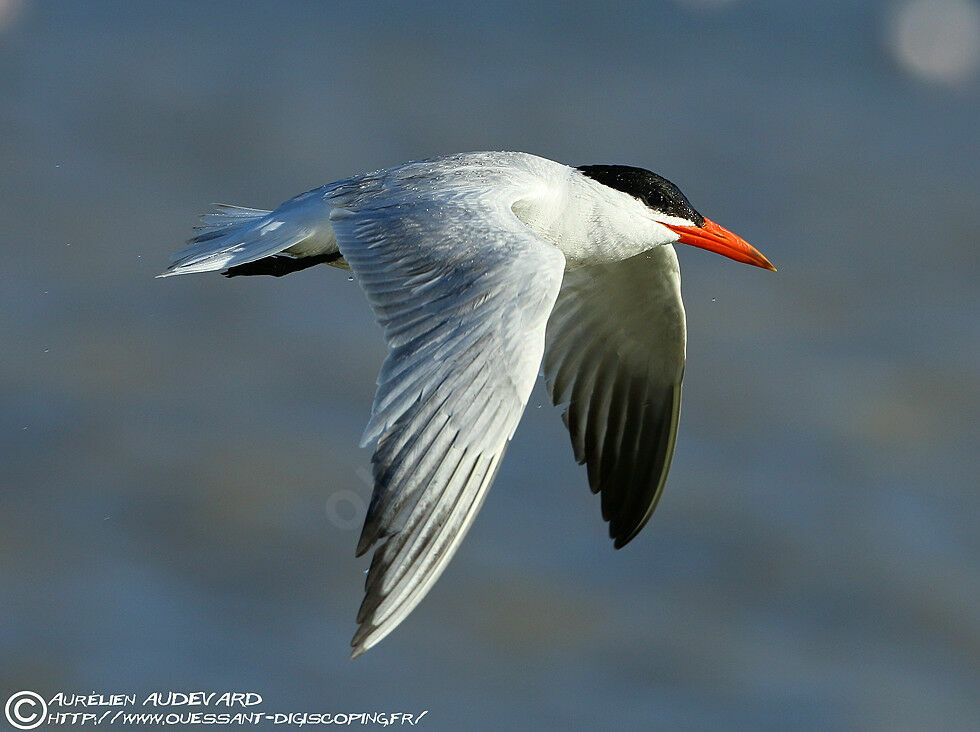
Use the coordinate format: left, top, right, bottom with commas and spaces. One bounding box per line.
159, 190, 337, 278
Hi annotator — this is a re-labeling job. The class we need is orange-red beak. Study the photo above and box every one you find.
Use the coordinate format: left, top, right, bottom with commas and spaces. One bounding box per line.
665, 218, 776, 271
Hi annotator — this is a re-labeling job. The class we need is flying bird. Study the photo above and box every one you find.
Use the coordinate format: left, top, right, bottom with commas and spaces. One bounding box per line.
160, 151, 775, 657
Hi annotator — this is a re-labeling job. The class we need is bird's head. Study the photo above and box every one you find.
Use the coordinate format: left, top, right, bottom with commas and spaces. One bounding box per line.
577, 165, 776, 271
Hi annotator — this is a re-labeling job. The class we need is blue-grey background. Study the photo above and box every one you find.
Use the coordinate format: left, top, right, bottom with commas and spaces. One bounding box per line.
2, 1, 978, 729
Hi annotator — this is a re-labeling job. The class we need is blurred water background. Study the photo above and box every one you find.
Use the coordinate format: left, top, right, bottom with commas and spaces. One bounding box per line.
1, 1, 978, 729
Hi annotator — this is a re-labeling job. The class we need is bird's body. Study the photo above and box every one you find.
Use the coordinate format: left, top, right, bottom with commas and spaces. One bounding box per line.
160, 151, 774, 657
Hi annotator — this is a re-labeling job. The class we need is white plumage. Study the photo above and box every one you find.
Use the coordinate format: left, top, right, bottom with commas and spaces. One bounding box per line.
161, 151, 774, 657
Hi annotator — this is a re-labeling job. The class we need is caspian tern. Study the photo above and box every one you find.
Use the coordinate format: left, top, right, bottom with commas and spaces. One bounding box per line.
160, 151, 775, 657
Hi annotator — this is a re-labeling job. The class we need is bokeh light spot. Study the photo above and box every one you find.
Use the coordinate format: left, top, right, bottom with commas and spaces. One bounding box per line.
887, 0, 980, 84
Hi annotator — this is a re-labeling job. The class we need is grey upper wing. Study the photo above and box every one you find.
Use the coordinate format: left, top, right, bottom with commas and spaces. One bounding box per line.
543, 245, 686, 548
330, 188, 565, 657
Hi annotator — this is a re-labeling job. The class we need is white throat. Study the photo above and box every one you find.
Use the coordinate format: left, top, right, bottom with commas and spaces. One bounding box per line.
511, 163, 680, 267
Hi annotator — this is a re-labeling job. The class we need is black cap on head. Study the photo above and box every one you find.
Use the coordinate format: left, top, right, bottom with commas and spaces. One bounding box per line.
577, 165, 705, 227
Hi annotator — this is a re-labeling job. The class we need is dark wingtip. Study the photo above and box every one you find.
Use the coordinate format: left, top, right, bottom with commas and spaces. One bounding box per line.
610, 512, 655, 550
611, 530, 635, 550
354, 537, 372, 558
350, 620, 376, 658
355, 520, 377, 557
610, 503, 656, 549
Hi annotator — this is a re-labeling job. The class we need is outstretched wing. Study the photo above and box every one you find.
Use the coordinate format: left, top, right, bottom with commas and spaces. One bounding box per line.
330, 187, 565, 657
543, 245, 686, 548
